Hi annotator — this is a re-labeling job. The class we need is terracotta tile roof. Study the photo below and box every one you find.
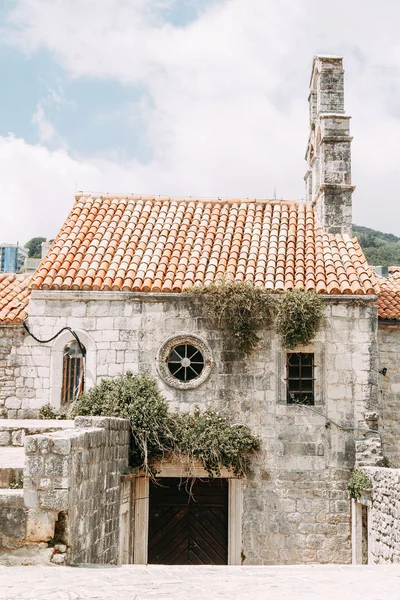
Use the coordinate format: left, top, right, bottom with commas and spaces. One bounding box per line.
389, 266, 400, 279
378, 277, 400, 320
0, 273, 32, 324
31, 194, 378, 296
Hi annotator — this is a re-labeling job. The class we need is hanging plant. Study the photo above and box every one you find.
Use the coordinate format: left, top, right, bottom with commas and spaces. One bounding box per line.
186, 282, 324, 354
171, 407, 261, 478
276, 290, 324, 350
71, 372, 260, 478
348, 469, 372, 500
185, 280, 274, 356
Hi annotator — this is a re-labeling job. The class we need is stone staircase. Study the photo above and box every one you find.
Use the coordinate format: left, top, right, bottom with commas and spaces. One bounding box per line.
0, 419, 74, 565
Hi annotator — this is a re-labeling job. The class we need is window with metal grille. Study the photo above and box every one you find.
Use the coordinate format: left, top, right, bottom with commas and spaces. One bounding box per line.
286, 352, 315, 405
167, 343, 205, 382
61, 341, 85, 406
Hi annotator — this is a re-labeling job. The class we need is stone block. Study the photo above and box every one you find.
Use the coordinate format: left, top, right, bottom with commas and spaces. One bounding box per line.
39, 490, 69, 511
52, 438, 71, 456
51, 552, 66, 564
11, 430, 25, 447
25, 509, 57, 542
25, 456, 44, 477
24, 490, 38, 509
45, 455, 70, 477
0, 431, 11, 446
5, 397, 21, 409
0, 506, 27, 539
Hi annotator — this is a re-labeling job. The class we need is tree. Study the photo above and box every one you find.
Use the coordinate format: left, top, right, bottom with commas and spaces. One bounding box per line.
25, 237, 47, 258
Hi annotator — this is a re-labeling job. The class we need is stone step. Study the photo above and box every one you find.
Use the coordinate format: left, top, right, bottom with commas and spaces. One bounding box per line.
0, 447, 24, 488
0, 419, 74, 447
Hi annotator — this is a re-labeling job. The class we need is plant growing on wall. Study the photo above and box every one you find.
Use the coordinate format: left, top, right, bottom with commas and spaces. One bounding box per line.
348, 469, 372, 500
185, 281, 324, 354
275, 290, 324, 350
171, 407, 260, 477
185, 280, 275, 356
71, 372, 260, 478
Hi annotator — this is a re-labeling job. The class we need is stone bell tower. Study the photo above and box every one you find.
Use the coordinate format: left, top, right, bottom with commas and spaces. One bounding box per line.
304, 56, 354, 236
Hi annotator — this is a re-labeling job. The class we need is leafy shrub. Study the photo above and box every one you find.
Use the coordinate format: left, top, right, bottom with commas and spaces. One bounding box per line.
348, 469, 372, 499
171, 407, 261, 478
276, 290, 324, 350
38, 404, 67, 420
71, 372, 260, 478
71, 373, 171, 471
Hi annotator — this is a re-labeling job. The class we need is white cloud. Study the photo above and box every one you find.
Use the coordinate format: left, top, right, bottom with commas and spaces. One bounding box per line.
32, 104, 57, 143
2, 0, 400, 241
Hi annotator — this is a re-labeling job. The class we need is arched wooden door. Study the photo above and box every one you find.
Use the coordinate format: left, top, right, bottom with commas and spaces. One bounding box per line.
148, 478, 228, 565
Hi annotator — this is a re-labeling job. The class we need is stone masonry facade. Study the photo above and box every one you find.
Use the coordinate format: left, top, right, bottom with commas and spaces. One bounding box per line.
378, 326, 400, 466
0, 417, 129, 565
362, 467, 400, 564
0, 290, 378, 564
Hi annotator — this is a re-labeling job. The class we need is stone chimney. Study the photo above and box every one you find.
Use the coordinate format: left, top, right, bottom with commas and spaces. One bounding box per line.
304, 56, 354, 236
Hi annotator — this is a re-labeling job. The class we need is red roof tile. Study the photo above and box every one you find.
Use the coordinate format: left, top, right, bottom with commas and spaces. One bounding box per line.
0, 273, 32, 324
31, 194, 379, 295
378, 277, 400, 320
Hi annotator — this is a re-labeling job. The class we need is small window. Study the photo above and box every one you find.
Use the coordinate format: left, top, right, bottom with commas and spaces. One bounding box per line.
167, 343, 205, 382
286, 353, 314, 405
61, 341, 85, 406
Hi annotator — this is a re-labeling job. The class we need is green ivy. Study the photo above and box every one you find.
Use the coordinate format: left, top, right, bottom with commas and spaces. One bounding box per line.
276, 290, 324, 350
186, 281, 324, 354
71, 373, 260, 478
171, 407, 260, 477
348, 469, 372, 500
185, 280, 274, 356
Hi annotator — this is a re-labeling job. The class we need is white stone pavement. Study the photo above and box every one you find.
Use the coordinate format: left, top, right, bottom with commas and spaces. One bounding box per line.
0, 565, 400, 600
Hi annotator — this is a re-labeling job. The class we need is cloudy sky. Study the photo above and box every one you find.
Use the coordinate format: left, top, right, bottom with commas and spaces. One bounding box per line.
1, 0, 400, 244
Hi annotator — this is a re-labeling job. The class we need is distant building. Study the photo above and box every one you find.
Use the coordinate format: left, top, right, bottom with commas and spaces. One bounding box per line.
22, 241, 51, 273
0, 244, 27, 273
22, 257, 41, 273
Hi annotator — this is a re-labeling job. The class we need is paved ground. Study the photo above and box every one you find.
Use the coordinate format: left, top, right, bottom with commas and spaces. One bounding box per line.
0, 565, 400, 600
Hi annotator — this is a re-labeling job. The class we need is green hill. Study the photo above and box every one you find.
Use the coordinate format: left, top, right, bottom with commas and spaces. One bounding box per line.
353, 225, 400, 266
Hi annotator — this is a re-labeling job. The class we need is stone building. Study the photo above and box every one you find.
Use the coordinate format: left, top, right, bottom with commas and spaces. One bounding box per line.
0, 55, 399, 566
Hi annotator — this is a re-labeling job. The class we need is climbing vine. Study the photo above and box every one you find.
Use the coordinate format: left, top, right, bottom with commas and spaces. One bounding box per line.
276, 290, 324, 350
348, 469, 372, 500
71, 372, 260, 478
186, 281, 324, 354
186, 281, 274, 356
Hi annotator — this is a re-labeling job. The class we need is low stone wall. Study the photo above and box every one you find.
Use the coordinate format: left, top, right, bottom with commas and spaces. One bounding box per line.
378, 325, 400, 466
0, 417, 130, 565
363, 467, 400, 564
0, 325, 32, 418
0, 488, 56, 563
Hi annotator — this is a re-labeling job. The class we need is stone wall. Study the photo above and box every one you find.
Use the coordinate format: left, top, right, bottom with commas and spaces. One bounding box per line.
378, 325, 400, 465
0, 417, 130, 565
363, 467, 400, 564
6, 290, 377, 564
0, 325, 33, 417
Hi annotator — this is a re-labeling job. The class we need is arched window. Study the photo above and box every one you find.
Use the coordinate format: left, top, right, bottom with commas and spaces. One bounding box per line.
61, 340, 85, 406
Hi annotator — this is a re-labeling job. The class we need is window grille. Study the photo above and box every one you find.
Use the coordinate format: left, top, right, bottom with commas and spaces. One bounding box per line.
61, 340, 85, 406
167, 343, 205, 382
286, 352, 315, 405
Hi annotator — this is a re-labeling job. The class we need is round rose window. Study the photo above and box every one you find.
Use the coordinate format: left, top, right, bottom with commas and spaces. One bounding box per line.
157, 335, 212, 390
167, 343, 205, 382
